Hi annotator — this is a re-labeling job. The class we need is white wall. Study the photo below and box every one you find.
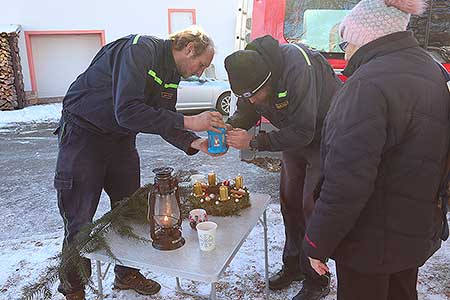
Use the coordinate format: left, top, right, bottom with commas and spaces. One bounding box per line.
2, 0, 240, 94
31, 34, 102, 97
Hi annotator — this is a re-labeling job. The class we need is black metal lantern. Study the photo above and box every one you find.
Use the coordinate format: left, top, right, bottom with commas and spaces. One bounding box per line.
148, 167, 185, 250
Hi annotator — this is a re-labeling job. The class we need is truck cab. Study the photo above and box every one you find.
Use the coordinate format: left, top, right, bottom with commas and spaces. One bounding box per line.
251, 0, 450, 72
237, 0, 450, 161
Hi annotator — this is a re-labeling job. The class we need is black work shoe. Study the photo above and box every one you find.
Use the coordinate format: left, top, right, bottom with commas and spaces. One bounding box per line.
292, 280, 330, 300
269, 266, 305, 290
114, 272, 161, 295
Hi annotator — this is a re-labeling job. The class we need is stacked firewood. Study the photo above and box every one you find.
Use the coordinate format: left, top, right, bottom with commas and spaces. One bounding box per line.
0, 31, 24, 110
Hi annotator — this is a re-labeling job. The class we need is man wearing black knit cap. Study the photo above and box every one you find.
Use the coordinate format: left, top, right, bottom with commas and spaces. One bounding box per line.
224, 35, 341, 300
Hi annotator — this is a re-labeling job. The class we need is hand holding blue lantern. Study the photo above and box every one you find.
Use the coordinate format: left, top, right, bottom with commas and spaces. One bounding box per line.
208, 127, 228, 154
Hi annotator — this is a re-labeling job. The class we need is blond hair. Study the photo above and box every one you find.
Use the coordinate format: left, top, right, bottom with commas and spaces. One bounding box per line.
169, 25, 214, 56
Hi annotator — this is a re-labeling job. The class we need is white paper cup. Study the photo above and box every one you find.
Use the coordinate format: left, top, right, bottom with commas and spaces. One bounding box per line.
191, 174, 206, 184
196, 221, 217, 251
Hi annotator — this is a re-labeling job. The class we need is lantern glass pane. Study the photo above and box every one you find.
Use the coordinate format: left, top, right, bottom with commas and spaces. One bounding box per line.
153, 192, 180, 228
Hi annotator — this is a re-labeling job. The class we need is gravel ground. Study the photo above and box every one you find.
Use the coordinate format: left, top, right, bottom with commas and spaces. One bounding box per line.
0, 122, 280, 242
1, 122, 449, 300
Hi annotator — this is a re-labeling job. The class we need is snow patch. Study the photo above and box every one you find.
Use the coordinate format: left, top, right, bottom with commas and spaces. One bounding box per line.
0, 104, 61, 128
1, 206, 449, 300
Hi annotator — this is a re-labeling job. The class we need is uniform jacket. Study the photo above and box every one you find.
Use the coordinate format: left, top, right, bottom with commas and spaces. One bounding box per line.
227, 35, 342, 151
62, 35, 198, 154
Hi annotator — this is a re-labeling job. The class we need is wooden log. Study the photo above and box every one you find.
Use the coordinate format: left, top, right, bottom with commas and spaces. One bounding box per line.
7, 33, 24, 108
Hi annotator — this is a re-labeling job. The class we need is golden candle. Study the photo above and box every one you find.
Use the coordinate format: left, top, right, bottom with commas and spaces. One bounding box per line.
219, 185, 229, 201
208, 172, 216, 186
235, 175, 243, 189
193, 181, 203, 197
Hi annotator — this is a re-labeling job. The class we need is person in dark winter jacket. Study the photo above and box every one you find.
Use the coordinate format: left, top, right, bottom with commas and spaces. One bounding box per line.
225, 35, 342, 300
303, 1, 450, 299
55, 26, 225, 300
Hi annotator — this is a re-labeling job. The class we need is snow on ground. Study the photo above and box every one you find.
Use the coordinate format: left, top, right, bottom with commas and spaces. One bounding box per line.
0, 106, 449, 299
0, 103, 61, 128
1, 205, 449, 300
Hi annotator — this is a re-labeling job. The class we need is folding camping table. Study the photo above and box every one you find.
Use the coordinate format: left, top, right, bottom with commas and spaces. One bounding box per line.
84, 193, 271, 300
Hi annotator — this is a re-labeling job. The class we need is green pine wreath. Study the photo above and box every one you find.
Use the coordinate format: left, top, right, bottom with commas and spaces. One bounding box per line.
187, 184, 251, 216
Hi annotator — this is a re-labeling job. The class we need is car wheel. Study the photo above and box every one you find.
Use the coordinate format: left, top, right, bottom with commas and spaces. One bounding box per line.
216, 92, 231, 115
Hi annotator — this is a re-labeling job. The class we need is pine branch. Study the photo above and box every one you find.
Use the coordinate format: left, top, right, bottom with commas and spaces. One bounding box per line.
113, 218, 150, 243
24, 169, 198, 299
21, 256, 59, 300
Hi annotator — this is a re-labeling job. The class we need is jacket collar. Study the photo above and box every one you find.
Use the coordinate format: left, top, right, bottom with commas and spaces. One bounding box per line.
163, 39, 180, 76
343, 31, 420, 77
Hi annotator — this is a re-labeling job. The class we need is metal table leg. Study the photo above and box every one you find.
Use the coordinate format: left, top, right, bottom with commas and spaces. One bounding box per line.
259, 209, 269, 300
210, 282, 217, 300
176, 277, 218, 299
263, 210, 269, 300
96, 260, 104, 300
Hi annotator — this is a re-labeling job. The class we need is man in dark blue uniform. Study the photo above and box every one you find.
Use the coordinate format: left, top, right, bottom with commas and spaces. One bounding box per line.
55, 26, 225, 300
225, 35, 341, 300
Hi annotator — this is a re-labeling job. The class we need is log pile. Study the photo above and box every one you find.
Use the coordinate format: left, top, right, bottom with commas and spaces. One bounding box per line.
0, 27, 25, 110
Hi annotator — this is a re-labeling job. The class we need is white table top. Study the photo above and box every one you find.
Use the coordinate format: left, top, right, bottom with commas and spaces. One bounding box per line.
85, 193, 271, 282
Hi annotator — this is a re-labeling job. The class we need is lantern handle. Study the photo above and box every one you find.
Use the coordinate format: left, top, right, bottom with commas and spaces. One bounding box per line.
173, 178, 183, 228
148, 185, 158, 241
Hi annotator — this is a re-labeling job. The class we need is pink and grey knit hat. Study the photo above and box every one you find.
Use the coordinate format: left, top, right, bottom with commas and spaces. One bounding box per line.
339, 0, 427, 47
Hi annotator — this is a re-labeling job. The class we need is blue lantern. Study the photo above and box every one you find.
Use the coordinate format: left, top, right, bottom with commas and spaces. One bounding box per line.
208, 127, 227, 154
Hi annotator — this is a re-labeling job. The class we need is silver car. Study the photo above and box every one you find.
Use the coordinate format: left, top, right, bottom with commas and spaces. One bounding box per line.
176, 76, 231, 115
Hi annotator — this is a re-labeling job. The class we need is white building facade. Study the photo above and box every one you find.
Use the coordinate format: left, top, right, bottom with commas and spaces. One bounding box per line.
2, 0, 242, 99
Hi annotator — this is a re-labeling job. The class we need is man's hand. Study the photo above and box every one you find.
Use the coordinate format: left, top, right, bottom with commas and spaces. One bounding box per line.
184, 111, 225, 133
190, 138, 227, 157
226, 128, 252, 150
309, 257, 329, 276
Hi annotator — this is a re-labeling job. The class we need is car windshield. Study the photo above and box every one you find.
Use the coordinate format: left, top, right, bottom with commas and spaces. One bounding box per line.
284, 0, 360, 53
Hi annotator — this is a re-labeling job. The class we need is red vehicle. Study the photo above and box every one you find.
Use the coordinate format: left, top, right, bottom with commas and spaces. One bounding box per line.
250, 0, 450, 74
238, 0, 450, 161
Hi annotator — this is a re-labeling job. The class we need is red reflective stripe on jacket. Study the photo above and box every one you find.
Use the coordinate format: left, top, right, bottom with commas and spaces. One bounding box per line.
305, 234, 317, 249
